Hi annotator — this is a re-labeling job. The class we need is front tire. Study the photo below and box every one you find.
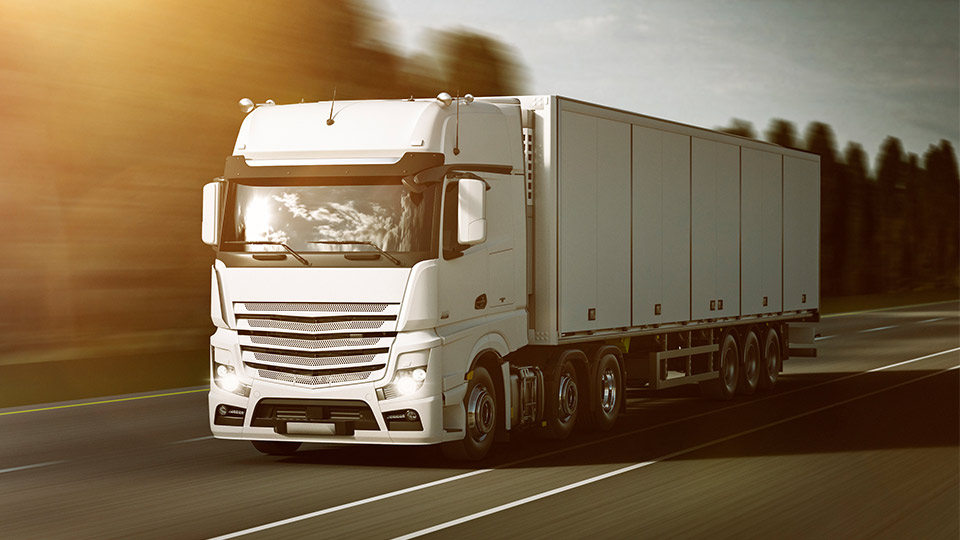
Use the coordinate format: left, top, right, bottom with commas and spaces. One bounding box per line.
252, 440, 302, 456
442, 366, 497, 461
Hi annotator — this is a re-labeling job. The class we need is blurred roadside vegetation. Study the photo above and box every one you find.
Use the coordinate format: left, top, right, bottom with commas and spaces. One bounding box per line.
0, 0, 524, 368
0, 0, 955, 398
720, 118, 960, 298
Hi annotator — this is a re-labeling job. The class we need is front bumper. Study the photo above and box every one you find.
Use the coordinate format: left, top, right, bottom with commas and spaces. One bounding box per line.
208, 325, 447, 445
209, 379, 444, 445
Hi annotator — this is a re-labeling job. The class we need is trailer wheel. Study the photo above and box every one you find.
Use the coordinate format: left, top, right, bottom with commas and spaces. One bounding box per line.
758, 328, 781, 391
442, 366, 497, 460
699, 332, 739, 401
737, 330, 761, 395
541, 356, 581, 439
586, 351, 623, 431
251, 440, 302, 456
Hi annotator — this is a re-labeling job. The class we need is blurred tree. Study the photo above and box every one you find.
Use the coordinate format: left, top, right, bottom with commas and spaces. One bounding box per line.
717, 118, 757, 139
842, 142, 879, 294
431, 28, 527, 97
0, 0, 529, 358
804, 122, 843, 296
875, 137, 906, 291
901, 153, 923, 289
764, 119, 800, 149
924, 141, 960, 287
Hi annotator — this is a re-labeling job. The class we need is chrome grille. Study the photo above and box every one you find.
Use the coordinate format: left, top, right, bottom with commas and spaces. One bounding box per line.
236, 301, 398, 388
250, 351, 379, 368
244, 302, 389, 313
257, 369, 374, 386
249, 335, 380, 350
247, 319, 387, 332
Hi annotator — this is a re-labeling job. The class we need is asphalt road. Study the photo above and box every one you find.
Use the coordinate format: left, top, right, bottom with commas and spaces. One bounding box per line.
1, 301, 957, 539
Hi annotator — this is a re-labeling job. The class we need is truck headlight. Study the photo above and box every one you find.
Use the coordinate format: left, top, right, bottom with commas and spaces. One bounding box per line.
212, 347, 251, 397
378, 351, 429, 400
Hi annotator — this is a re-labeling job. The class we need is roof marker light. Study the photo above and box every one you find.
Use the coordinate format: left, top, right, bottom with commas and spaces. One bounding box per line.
239, 98, 255, 114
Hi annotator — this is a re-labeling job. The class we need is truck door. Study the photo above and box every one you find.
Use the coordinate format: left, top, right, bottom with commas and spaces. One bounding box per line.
438, 178, 490, 327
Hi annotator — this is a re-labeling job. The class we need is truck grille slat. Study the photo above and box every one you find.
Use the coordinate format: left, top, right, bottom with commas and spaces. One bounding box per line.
257, 369, 374, 386
244, 302, 389, 313
249, 336, 381, 349
247, 319, 387, 332
250, 351, 379, 368
234, 301, 397, 388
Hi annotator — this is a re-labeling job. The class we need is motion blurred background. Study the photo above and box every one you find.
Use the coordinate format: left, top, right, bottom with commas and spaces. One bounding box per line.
0, 0, 956, 406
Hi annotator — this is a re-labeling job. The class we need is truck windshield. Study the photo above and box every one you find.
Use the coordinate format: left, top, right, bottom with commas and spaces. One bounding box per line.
220, 177, 439, 266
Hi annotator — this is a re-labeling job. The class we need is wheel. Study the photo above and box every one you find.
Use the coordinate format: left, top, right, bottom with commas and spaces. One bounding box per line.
586, 351, 623, 431
699, 331, 739, 401
442, 366, 497, 460
758, 328, 781, 391
737, 330, 761, 395
541, 356, 580, 439
252, 440, 302, 455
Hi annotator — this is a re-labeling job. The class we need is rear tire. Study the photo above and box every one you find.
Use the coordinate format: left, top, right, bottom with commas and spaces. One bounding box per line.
252, 440, 302, 456
586, 351, 623, 431
699, 332, 739, 401
442, 366, 497, 461
737, 330, 761, 395
541, 356, 580, 439
758, 328, 781, 391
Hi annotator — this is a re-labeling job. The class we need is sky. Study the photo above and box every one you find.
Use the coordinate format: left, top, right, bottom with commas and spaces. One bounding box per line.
378, 0, 959, 167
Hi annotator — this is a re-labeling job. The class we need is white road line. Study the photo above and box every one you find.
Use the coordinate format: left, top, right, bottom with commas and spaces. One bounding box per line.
207, 469, 493, 540
170, 435, 215, 445
822, 298, 958, 319
815, 335, 836, 341
208, 346, 960, 540
393, 365, 960, 540
0, 461, 65, 475
859, 325, 898, 333
918, 317, 946, 324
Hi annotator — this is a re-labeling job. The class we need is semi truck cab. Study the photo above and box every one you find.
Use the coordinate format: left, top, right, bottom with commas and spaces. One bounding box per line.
203, 95, 530, 457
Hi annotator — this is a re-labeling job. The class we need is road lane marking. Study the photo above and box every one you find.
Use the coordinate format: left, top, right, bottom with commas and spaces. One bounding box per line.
208, 346, 960, 540
918, 317, 946, 324
0, 461, 65, 475
171, 436, 215, 445
394, 365, 960, 540
207, 469, 494, 540
814, 335, 836, 341
859, 325, 898, 333
822, 299, 959, 319
0, 388, 208, 417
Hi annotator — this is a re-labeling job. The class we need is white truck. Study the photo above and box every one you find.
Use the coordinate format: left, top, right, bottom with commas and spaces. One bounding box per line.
202, 94, 819, 460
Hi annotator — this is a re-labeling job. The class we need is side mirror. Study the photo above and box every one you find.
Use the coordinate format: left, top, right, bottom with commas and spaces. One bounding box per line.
201, 181, 222, 246
457, 178, 486, 245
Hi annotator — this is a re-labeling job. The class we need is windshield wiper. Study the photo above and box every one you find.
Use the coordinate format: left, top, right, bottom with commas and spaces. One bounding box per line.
223, 241, 311, 266
309, 240, 402, 266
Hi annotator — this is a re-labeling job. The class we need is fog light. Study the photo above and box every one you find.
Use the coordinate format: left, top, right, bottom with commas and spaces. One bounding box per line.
377, 351, 431, 400
396, 375, 419, 396
220, 372, 240, 392
405, 409, 419, 422
212, 348, 250, 397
